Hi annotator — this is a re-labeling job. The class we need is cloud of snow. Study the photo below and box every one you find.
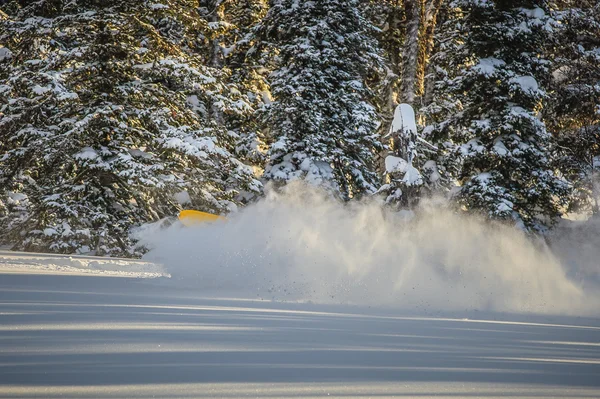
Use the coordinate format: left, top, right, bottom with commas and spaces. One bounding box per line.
141, 183, 600, 316
549, 218, 600, 293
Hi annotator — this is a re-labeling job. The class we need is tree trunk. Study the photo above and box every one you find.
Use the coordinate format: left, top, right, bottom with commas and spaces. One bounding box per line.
417, 0, 444, 107
400, 0, 421, 105
204, 0, 225, 125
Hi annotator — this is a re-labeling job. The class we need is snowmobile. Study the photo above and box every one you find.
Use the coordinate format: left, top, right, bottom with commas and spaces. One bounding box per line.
178, 210, 225, 227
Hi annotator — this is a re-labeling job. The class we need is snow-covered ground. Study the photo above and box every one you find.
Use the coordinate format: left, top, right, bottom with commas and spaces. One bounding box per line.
0, 250, 168, 278
0, 252, 599, 398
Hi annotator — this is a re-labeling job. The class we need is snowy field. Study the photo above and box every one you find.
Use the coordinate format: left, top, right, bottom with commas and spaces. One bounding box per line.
0, 250, 168, 278
0, 252, 599, 398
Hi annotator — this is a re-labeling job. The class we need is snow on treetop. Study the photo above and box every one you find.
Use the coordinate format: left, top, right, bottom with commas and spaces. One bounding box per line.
389, 103, 417, 137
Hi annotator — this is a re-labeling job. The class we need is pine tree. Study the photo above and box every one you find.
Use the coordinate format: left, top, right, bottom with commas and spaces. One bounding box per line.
253, 0, 385, 200
435, 0, 569, 232
0, 0, 260, 255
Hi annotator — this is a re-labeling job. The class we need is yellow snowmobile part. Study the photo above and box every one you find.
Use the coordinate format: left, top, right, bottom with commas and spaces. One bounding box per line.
178, 210, 225, 227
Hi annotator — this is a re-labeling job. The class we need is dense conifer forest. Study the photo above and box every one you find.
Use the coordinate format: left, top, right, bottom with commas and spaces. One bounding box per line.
0, 0, 598, 256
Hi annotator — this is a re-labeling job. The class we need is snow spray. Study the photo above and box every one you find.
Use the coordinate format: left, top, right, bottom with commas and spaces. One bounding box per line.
140, 183, 599, 316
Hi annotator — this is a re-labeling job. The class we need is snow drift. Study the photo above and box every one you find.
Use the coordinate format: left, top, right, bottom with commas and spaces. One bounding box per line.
141, 184, 600, 316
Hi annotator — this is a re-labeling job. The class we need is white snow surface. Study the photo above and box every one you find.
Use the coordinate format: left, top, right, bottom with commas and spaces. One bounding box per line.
2, 187, 600, 398
1, 258, 599, 398
0, 250, 167, 278
141, 184, 600, 316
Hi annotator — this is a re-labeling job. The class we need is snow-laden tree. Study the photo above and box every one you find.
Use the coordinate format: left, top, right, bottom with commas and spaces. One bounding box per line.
547, 1, 600, 215
0, 0, 260, 255
359, 0, 405, 116
253, 0, 385, 200
417, 2, 466, 194
379, 103, 440, 207
360, 0, 447, 181
209, 0, 270, 174
435, 0, 569, 232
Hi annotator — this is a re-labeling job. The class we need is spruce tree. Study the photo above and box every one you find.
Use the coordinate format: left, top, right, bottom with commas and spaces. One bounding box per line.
211, 0, 270, 175
0, 0, 260, 255
547, 1, 600, 215
419, 2, 474, 196
359, 0, 405, 115
361, 0, 447, 208
436, 0, 569, 232
379, 103, 440, 208
253, 0, 384, 199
